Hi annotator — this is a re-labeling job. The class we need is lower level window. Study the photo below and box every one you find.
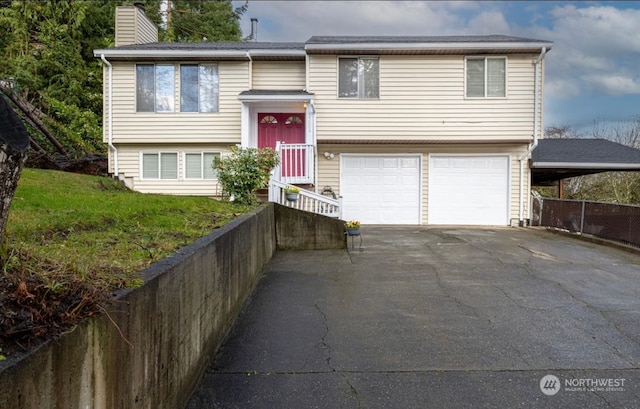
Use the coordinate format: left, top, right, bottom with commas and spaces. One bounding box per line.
185, 152, 220, 179
142, 152, 178, 179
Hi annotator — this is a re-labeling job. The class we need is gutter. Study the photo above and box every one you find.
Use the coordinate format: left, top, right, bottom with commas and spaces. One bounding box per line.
305, 41, 554, 52
532, 162, 640, 169
93, 49, 306, 60
518, 46, 547, 226
100, 54, 118, 179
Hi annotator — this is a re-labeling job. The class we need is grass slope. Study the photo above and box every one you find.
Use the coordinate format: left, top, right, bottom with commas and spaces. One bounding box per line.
1, 168, 250, 353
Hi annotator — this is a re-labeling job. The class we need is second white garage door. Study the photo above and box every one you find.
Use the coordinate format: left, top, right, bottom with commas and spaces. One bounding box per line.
428, 155, 510, 225
341, 155, 421, 224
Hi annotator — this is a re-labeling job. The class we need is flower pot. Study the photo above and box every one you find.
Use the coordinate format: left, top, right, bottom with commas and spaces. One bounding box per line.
346, 228, 360, 236
286, 193, 299, 201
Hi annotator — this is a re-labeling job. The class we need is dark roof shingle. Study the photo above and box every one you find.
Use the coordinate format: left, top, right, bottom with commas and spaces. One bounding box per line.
531, 138, 640, 184
110, 41, 305, 51
306, 35, 550, 44
532, 139, 640, 165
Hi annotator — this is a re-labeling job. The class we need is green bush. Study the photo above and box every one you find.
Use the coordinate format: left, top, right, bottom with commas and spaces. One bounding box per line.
214, 147, 280, 205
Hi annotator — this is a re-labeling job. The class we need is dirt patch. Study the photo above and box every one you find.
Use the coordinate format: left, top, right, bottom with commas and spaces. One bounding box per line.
0, 270, 108, 359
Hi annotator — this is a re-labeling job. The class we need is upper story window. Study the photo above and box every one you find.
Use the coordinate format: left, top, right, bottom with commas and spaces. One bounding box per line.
466, 57, 506, 98
338, 57, 379, 98
137, 64, 175, 112
136, 64, 219, 113
180, 64, 219, 113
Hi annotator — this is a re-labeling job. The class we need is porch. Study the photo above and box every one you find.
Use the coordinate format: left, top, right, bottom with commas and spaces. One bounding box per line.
268, 142, 342, 219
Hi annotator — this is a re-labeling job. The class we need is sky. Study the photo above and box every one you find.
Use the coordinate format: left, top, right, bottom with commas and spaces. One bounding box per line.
234, 1, 640, 136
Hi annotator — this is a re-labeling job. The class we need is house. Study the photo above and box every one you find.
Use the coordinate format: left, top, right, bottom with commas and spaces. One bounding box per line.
94, 5, 553, 226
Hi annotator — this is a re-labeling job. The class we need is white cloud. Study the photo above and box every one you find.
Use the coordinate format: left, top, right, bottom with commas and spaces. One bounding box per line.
545, 78, 582, 100
466, 10, 510, 34
550, 5, 640, 55
581, 74, 640, 95
241, 1, 487, 41
538, 5, 640, 98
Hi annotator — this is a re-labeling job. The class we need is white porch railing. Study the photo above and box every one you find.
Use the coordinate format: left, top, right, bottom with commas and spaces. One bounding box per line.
268, 179, 342, 219
273, 142, 315, 184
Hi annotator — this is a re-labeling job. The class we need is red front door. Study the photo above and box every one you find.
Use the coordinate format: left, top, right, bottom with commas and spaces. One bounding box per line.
257, 113, 305, 148
258, 113, 305, 177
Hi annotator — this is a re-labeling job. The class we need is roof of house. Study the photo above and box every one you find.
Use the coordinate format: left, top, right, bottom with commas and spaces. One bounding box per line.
237, 89, 314, 102
531, 138, 640, 185
94, 35, 552, 60
305, 34, 552, 54
109, 41, 305, 51
94, 41, 306, 61
306, 35, 548, 44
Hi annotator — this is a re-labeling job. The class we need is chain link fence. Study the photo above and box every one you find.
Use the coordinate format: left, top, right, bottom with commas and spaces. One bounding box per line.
532, 197, 640, 247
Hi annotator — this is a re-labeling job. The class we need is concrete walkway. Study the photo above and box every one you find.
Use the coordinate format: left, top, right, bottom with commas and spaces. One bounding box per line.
187, 227, 640, 408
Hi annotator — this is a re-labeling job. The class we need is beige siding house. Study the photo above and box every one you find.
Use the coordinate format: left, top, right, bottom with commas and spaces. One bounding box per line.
95, 6, 552, 226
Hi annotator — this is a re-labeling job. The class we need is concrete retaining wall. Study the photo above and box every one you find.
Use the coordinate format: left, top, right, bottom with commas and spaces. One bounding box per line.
275, 205, 346, 250
0, 204, 344, 409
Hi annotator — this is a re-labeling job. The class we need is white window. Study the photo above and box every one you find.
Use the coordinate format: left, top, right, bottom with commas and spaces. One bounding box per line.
136, 64, 175, 112
142, 152, 178, 179
338, 57, 379, 98
180, 64, 219, 113
185, 152, 220, 179
466, 57, 506, 98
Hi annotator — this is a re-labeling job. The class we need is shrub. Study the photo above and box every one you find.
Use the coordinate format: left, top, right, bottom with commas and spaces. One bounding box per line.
214, 146, 280, 205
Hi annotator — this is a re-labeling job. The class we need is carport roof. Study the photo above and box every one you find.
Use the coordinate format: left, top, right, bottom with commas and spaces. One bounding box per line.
531, 138, 640, 185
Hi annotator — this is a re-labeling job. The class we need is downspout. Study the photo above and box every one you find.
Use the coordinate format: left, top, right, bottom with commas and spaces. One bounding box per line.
240, 50, 253, 148
518, 46, 547, 226
305, 53, 309, 91
246, 50, 253, 89
100, 54, 118, 179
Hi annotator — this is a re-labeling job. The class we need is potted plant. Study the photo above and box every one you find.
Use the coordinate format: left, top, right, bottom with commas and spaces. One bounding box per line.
345, 220, 361, 236
285, 185, 300, 201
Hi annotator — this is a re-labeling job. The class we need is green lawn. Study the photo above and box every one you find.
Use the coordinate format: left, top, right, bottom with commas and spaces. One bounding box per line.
4, 168, 251, 290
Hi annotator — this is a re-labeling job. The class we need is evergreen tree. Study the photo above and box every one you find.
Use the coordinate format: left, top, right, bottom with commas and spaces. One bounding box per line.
143, 0, 247, 42
0, 0, 114, 156
0, 0, 248, 161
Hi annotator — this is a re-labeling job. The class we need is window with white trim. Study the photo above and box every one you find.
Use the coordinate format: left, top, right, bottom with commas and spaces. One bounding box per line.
180, 64, 219, 113
142, 152, 178, 179
136, 64, 175, 112
185, 152, 220, 179
466, 57, 506, 98
338, 57, 379, 98
136, 64, 219, 113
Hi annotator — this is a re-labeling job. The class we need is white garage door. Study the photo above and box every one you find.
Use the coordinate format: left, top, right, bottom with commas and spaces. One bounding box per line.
341, 155, 421, 224
428, 155, 509, 225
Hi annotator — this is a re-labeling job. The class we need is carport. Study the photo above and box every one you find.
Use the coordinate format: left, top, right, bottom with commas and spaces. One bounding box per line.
531, 138, 640, 197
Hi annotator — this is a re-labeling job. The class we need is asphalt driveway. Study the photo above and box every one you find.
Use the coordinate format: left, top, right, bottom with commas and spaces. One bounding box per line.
187, 227, 640, 408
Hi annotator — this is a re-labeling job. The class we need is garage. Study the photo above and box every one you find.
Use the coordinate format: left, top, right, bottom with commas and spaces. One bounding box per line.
428, 155, 509, 225
340, 155, 421, 224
